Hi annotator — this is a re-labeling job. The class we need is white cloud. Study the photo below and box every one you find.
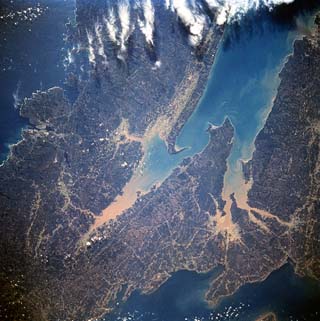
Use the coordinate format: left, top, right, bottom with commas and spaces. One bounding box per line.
104, 8, 119, 45
118, 0, 132, 53
86, 30, 96, 65
94, 23, 107, 65
205, 0, 295, 25
139, 0, 155, 46
86, 0, 296, 60
13, 81, 22, 110
151, 60, 161, 70
170, 0, 207, 46
66, 49, 74, 66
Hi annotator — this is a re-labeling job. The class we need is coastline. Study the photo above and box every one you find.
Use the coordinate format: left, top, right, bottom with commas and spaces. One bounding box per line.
109, 262, 320, 321
0, 0, 75, 164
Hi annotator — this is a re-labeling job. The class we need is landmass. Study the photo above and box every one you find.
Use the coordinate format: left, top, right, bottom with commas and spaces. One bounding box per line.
206, 13, 320, 304
245, 15, 320, 280
0, 2, 224, 320
0, 2, 319, 321
255, 312, 277, 321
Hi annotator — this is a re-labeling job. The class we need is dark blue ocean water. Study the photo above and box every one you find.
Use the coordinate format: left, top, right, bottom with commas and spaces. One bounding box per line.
106, 264, 320, 321
0, 0, 75, 162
